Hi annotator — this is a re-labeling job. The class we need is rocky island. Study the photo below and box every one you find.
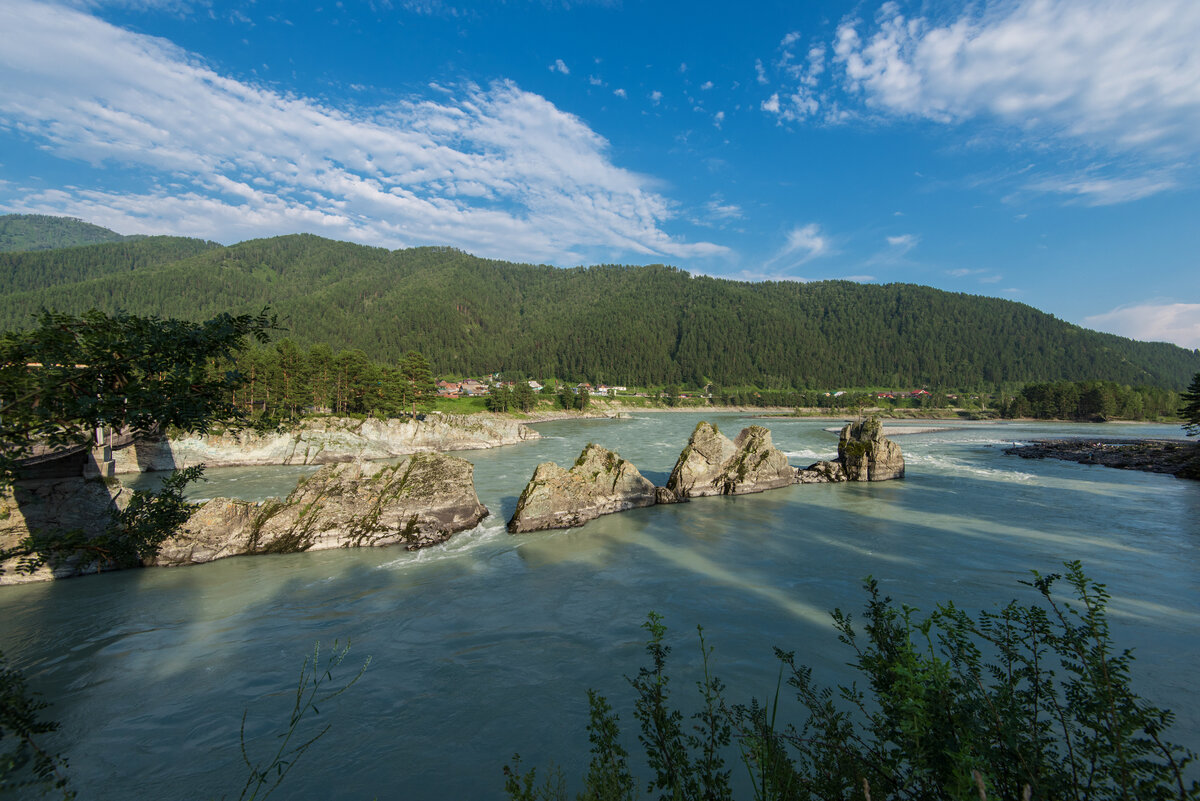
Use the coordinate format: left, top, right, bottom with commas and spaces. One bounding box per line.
508, 419, 905, 533
1, 452, 488, 583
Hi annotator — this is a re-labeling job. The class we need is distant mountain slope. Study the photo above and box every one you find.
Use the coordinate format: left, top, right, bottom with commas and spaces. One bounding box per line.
0, 214, 129, 252
1, 232, 1196, 390
0, 236, 222, 295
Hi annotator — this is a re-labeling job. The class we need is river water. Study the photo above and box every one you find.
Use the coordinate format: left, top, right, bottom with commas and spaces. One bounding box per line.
2, 413, 1198, 800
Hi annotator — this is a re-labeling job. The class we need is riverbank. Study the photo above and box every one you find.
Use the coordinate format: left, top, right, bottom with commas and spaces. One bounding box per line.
1005, 438, 1200, 480
113, 414, 539, 474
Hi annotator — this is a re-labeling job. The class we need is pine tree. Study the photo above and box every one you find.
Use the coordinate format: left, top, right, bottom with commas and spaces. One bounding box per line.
399, 351, 435, 419
1181, 372, 1200, 436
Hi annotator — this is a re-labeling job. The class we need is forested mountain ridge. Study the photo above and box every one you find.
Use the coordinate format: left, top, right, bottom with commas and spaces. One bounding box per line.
1, 232, 1196, 390
0, 214, 130, 252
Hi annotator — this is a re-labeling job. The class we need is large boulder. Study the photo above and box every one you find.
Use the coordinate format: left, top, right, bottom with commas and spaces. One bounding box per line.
836, 419, 905, 481
796, 419, 905, 483
152, 453, 488, 566
664, 422, 796, 500
508, 444, 657, 533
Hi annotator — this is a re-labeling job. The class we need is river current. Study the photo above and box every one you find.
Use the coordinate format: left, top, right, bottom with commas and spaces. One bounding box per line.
2, 413, 1198, 799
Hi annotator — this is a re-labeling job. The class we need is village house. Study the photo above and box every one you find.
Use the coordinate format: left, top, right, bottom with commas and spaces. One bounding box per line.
461, 379, 489, 396
436, 380, 461, 397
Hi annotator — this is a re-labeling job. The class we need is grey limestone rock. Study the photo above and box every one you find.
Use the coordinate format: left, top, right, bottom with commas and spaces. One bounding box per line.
835, 419, 905, 481
664, 422, 797, 500
507, 443, 657, 533
153, 453, 489, 566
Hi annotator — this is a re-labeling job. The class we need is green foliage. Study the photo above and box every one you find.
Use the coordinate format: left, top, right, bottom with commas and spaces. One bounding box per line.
237, 640, 370, 801
0, 308, 276, 480
508, 564, 1199, 801
0, 214, 127, 253
1000, 380, 1181, 422
2, 234, 1196, 391
1181, 373, 1200, 436
0, 650, 73, 798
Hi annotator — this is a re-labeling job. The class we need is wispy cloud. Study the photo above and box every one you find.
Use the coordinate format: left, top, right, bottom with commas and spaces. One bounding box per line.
550, 58, 570, 75
769, 223, 830, 266
1024, 171, 1179, 206
1085, 302, 1200, 348
0, 0, 724, 264
833, 0, 1200, 157
885, 233, 917, 253
759, 1, 1200, 202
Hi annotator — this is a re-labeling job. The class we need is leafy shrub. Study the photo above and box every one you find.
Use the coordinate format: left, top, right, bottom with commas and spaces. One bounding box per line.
505, 562, 1198, 800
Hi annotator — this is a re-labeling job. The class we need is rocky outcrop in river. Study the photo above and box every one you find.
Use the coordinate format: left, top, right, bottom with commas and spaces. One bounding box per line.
797, 419, 906, 483
661, 422, 796, 501
508, 420, 905, 533
109, 414, 538, 474
154, 454, 488, 565
1004, 438, 1199, 480
1, 453, 489, 583
507, 444, 656, 533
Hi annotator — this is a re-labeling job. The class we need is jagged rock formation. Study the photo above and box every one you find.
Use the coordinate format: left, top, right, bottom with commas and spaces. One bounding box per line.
797, 419, 905, 483
154, 454, 488, 566
507, 444, 657, 533
662, 422, 796, 501
1, 453, 488, 583
506, 420, 906, 534
108, 414, 538, 474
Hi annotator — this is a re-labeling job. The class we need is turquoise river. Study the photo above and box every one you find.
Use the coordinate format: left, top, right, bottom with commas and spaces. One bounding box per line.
1, 413, 1198, 799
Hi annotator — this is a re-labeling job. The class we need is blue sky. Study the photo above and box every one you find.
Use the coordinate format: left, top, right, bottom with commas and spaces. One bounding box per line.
1, 0, 1198, 348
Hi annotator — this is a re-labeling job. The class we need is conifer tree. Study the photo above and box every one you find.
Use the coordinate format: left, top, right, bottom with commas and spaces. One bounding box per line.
1182, 372, 1200, 436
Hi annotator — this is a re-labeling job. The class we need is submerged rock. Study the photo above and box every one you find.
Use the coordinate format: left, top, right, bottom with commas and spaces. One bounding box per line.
507, 444, 657, 533
154, 453, 489, 566
664, 422, 796, 500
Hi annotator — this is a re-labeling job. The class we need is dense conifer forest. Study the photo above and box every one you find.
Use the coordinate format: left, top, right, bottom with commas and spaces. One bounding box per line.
0, 214, 131, 252
1, 228, 1196, 391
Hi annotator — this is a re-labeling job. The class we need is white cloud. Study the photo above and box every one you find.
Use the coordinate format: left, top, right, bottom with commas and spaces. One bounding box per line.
713, 110, 724, 128
0, 0, 724, 264
776, 223, 829, 264
754, 59, 768, 85
833, 0, 1200, 157
1025, 171, 1178, 205
1085, 302, 1200, 348
703, 196, 742, 220
761, 93, 780, 113
613, 88, 627, 99
885, 233, 917, 252
700, 81, 714, 91
588, 75, 603, 86
649, 90, 662, 105
550, 58, 570, 75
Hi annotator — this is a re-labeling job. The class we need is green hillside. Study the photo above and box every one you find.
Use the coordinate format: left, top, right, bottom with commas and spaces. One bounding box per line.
0, 214, 129, 252
1, 232, 1196, 390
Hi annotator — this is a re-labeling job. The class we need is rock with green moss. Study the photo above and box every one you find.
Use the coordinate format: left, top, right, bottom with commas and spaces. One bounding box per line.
663, 422, 797, 500
796, 419, 905, 483
508, 444, 657, 533
153, 453, 488, 565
